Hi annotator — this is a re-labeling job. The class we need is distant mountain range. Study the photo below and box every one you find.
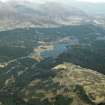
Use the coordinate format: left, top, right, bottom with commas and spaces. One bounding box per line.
0, 1, 87, 18
0, 1, 90, 30
0, 1, 105, 30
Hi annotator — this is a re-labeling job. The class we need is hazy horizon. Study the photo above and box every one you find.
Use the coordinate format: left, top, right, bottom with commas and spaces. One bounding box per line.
1, 0, 105, 3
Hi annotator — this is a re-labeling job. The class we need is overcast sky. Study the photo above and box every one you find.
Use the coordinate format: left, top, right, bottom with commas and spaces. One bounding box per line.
77, 0, 105, 3
1, 0, 105, 3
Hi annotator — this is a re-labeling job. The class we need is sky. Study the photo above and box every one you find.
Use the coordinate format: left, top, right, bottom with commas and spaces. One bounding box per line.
77, 0, 105, 3
0, 0, 105, 3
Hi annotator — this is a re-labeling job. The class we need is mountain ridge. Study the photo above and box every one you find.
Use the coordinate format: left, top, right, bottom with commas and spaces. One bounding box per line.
0, 1, 90, 30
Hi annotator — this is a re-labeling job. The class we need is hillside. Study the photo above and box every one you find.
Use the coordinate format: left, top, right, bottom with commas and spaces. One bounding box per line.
0, 61, 105, 105
0, 26, 105, 105
0, 1, 89, 30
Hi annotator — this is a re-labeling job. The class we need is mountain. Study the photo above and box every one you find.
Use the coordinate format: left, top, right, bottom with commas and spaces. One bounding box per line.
0, 1, 105, 30
71, 2, 105, 17
0, 1, 89, 30
0, 1, 105, 105
0, 2, 16, 19
0, 60, 105, 105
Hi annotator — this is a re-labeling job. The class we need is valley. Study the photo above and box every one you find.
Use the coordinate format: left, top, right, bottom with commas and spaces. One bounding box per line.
0, 25, 105, 104
0, 1, 105, 104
